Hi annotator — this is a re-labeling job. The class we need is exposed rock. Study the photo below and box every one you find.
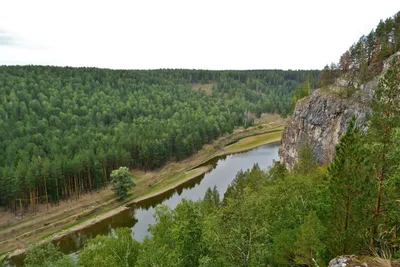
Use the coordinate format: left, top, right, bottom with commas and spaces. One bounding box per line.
279, 51, 400, 169
328, 255, 399, 267
329, 255, 353, 267
335, 75, 378, 104
279, 89, 371, 169
383, 51, 400, 71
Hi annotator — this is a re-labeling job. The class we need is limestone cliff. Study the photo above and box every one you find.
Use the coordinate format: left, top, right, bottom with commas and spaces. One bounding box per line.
279, 51, 400, 169
278, 88, 371, 168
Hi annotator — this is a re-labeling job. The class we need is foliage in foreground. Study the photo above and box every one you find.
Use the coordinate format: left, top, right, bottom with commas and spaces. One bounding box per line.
24, 243, 74, 267
78, 228, 141, 267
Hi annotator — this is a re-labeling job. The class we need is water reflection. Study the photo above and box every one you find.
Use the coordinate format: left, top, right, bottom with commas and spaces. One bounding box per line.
8, 142, 279, 266
131, 143, 279, 241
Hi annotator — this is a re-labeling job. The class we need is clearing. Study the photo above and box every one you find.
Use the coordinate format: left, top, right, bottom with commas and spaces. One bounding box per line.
191, 83, 214, 96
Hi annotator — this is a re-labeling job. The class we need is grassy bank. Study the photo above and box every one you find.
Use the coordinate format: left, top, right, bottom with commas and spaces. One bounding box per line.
225, 128, 283, 153
1, 115, 285, 260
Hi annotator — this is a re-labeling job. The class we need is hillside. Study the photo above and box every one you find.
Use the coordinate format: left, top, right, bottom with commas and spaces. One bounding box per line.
0, 67, 316, 216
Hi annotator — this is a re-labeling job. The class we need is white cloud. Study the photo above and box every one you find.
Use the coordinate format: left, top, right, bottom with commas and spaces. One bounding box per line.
1, 0, 400, 69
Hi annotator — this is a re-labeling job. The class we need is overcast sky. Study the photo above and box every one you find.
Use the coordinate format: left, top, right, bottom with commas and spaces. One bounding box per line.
1, 0, 400, 70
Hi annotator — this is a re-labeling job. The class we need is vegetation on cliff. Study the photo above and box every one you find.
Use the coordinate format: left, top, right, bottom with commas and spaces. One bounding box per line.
319, 11, 400, 86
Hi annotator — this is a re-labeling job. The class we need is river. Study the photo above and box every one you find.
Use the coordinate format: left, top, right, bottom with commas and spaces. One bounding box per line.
8, 142, 279, 266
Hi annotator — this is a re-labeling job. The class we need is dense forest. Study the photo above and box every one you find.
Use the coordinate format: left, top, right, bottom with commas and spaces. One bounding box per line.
0, 67, 318, 213
19, 56, 400, 267
319, 11, 400, 86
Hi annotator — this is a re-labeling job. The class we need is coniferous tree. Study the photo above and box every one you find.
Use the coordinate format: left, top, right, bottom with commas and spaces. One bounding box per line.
294, 211, 326, 266
326, 118, 373, 255
293, 142, 316, 175
366, 60, 400, 245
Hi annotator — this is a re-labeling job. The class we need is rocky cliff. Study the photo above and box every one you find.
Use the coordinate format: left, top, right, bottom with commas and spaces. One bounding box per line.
279, 51, 400, 169
278, 88, 371, 168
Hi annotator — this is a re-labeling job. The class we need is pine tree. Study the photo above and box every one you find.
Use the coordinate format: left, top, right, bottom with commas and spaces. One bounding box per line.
327, 118, 373, 255
295, 211, 325, 266
366, 59, 400, 245
293, 142, 316, 175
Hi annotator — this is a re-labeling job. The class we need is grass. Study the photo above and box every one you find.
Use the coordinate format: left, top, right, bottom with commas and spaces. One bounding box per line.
145, 172, 184, 194
225, 130, 282, 153
142, 166, 211, 196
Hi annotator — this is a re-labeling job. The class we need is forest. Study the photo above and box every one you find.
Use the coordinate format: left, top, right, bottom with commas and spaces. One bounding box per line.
19, 57, 400, 267
319, 11, 400, 86
0, 67, 318, 213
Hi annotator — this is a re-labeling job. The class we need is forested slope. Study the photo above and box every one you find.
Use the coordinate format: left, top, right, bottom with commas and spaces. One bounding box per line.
319, 11, 400, 85
0, 67, 318, 213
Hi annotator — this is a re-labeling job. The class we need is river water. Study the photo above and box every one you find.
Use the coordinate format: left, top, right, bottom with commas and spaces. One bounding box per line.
8, 142, 279, 266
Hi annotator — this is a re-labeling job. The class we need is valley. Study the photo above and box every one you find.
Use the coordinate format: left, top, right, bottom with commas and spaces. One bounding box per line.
1, 115, 284, 260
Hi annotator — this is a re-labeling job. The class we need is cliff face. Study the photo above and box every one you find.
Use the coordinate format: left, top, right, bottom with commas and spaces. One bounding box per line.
279, 51, 400, 169
278, 89, 370, 168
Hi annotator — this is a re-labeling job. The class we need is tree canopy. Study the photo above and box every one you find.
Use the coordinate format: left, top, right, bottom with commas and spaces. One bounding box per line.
319, 11, 400, 85
0, 66, 317, 213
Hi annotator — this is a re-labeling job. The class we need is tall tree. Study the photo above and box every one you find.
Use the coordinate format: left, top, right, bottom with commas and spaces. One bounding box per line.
366, 59, 400, 244
326, 118, 373, 255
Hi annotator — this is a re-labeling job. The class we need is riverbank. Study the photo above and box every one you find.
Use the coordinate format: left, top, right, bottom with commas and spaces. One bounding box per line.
1, 115, 285, 261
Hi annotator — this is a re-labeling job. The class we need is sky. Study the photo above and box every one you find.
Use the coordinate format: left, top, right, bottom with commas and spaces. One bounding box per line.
1, 0, 400, 70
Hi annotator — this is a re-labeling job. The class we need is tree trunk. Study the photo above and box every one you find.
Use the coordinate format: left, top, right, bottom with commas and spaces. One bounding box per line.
74, 175, 78, 200
44, 175, 48, 211
55, 176, 59, 205
19, 199, 23, 218
30, 190, 33, 214
36, 186, 39, 213
375, 167, 384, 217
88, 167, 92, 194
344, 199, 350, 254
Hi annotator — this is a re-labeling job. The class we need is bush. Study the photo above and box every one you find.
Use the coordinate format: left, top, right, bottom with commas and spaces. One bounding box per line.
111, 167, 135, 200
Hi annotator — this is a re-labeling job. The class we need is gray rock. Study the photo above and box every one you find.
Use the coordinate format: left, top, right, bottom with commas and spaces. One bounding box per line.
328, 255, 396, 267
279, 89, 371, 169
328, 256, 353, 267
279, 52, 400, 169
